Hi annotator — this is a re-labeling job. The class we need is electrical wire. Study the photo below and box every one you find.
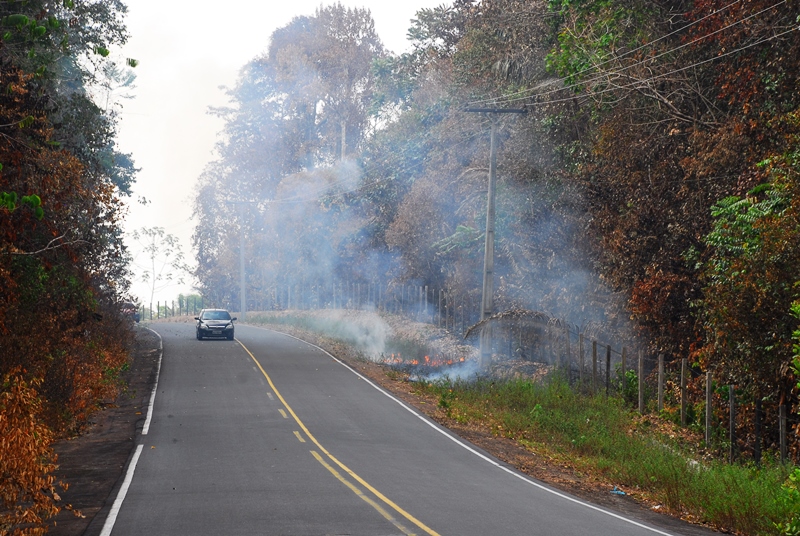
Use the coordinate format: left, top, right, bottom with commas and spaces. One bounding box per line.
466, 0, 745, 107
259, 117, 493, 205
197, 4, 798, 208
523, 24, 798, 109
469, 0, 788, 108
203, 4, 773, 206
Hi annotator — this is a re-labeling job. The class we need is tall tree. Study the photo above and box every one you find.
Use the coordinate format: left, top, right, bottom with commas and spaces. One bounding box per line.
194, 4, 385, 305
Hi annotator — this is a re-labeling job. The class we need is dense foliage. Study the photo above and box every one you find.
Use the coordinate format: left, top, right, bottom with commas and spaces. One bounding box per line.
194, 0, 800, 459
0, 1, 136, 532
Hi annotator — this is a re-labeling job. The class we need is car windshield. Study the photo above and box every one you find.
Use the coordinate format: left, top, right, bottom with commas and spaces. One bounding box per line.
202, 310, 231, 320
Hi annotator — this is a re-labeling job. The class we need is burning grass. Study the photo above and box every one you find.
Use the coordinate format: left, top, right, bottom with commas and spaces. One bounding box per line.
247, 309, 478, 372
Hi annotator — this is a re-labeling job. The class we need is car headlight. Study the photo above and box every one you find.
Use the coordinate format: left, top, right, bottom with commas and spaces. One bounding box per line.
225, 324, 233, 329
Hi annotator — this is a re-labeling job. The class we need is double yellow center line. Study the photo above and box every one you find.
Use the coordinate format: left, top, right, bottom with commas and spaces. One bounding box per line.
237, 340, 441, 536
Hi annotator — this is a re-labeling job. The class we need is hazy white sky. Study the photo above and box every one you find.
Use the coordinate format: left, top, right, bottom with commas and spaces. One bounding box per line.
117, 0, 445, 305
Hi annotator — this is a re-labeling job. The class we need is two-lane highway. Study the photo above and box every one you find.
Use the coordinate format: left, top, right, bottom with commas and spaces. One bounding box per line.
101, 322, 693, 535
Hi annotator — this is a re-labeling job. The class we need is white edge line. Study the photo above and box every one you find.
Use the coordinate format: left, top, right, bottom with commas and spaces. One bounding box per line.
141, 327, 163, 435
99, 444, 143, 536
99, 326, 163, 535
245, 324, 676, 536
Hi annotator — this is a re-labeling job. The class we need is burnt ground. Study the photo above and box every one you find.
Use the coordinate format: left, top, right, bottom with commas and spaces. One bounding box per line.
47, 321, 717, 536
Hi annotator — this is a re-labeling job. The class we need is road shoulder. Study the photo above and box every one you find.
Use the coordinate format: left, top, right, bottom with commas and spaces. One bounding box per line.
48, 325, 161, 536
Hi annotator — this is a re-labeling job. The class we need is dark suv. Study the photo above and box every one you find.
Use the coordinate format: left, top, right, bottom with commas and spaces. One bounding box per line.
195, 309, 237, 340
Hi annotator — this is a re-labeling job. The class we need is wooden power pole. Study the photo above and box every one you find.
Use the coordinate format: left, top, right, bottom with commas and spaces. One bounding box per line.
463, 107, 527, 368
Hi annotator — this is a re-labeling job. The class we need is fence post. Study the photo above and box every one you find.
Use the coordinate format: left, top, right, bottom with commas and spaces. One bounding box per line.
780, 404, 788, 464
754, 397, 762, 465
605, 345, 611, 396
729, 385, 736, 463
438, 290, 442, 328
579, 334, 585, 388
564, 325, 571, 373
592, 340, 598, 394
705, 371, 712, 446
658, 354, 664, 412
621, 347, 627, 394
681, 358, 687, 426
638, 350, 645, 414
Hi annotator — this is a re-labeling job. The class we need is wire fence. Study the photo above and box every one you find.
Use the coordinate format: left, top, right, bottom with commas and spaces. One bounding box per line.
140, 280, 793, 464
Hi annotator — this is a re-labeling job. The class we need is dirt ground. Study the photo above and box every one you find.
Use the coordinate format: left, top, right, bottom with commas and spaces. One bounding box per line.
47, 321, 717, 535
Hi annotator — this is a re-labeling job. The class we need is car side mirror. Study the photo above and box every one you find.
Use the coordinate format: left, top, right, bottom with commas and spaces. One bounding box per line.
194, 317, 199, 320
231, 317, 237, 321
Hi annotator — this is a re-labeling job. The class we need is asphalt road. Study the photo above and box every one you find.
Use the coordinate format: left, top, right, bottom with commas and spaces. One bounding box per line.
103, 322, 690, 536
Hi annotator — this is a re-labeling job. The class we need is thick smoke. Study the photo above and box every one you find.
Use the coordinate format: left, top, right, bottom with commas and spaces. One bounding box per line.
193, 6, 640, 381
297, 309, 391, 358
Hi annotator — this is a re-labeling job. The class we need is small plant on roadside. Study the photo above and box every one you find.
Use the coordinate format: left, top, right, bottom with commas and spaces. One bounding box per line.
611, 366, 638, 406
775, 468, 800, 536
776, 300, 800, 535
0, 371, 62, 534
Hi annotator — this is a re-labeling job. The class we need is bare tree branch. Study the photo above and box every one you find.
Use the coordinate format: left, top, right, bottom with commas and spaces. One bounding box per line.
5, 235, 90, 256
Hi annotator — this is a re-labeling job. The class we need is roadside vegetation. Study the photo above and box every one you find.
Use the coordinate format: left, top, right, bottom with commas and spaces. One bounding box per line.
420, 374, 791, 535
0, 1, 137, 533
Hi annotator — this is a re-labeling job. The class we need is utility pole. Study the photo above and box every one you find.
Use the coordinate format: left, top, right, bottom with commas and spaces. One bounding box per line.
226, 200, 257, 321
463, 107, 527, 368
238, 202, 246, 320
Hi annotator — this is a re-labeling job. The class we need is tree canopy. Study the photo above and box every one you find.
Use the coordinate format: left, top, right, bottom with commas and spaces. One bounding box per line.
0, 1, 137, 531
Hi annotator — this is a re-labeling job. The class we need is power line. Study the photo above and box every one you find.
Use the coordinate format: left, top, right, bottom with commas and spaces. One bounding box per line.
196, 3, 798, 209
265, 118, 493, 205
467, 0, 744, 107
523, 24, 798, 109
470, 0, 788, 108
291, 24, 800, 205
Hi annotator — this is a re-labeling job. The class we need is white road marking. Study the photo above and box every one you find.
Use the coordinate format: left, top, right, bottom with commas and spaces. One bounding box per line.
101, 326, 163, 535
99, 444, 143, 536
141, 328, 163, 436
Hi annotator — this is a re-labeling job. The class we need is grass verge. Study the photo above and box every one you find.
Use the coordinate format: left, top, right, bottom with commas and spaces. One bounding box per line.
422, 374, 791, 535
